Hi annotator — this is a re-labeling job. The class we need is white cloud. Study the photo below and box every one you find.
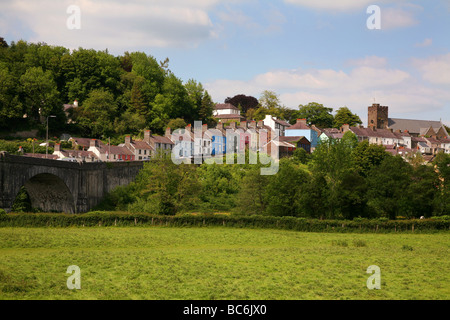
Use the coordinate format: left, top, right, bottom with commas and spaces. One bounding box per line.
346, 56, 389, 68
412, 53, 450, 85
0, 0, 218, 50
415, 38, 433, 47
283, 0, 405, 12
381, 5, 421, 30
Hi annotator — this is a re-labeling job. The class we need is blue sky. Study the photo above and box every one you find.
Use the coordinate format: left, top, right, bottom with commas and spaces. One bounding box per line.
1, 0, 449, 125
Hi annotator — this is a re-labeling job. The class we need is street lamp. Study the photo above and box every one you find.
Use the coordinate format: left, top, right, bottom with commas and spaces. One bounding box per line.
46, 115, 56, 158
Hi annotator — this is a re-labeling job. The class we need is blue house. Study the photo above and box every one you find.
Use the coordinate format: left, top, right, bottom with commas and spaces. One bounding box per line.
285, 119, 318, 148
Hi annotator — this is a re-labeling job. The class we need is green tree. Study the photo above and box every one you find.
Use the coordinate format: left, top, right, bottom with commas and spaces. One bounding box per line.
295, 102, 334, 128
333, 106, 363, 128
351, 140, 388, 177
166, 118, 187, 131
366, 155, 412, 220
433, 152, 450, 216
20, 66, 62, 122
0, 63, 23, 128
236, 164, 270, 215
74, 89, 118, 137
265, 159, 308, 217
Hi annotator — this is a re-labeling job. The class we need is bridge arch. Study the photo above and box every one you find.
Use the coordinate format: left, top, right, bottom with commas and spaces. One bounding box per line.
16, 173, 76, 213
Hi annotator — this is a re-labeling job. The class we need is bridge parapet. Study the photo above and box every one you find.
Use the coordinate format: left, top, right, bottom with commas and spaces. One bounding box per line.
0, 152, 144, 213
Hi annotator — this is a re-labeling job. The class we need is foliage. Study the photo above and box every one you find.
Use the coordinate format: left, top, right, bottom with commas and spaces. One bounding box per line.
295, 102, 334, 128
333, 106, 362, 128
225, 94, 259, 115
0, 40, 213, 138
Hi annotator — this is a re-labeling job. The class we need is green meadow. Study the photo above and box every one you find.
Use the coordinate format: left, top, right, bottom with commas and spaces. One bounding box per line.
0, 226, 448, 300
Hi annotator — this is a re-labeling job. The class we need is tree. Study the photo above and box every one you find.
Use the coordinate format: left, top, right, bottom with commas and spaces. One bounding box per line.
333, 106, 362, 128
185, 79, 214, 124
225, 94, 259, 115
433, 152, 450, 216
20, 66, 61, 122
74, 88, 118, 137
236, 164, 270, 215
351, 140, 388, 177
0, 37, 8, 48
166, 118, 187, 130
366, 155, 412, 220
265, 159, 308, 217
0, 63, 23, 127
296, 102, 334, 128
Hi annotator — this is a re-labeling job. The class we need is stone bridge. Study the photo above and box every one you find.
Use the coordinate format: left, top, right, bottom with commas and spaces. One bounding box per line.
0, 152, 144, 213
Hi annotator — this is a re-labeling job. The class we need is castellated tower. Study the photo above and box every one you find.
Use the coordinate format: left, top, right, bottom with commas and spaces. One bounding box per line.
368, 103, 388, 129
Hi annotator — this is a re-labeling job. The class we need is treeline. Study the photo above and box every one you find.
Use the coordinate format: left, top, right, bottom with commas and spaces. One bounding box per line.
97, 133, 450, 220
0, 39, 215, 138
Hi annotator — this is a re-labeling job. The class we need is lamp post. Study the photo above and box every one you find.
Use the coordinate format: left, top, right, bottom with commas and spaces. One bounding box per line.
46, 115, 56, 158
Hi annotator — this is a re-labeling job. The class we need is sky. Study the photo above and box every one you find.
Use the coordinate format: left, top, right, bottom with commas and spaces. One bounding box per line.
1, 0, 450, 126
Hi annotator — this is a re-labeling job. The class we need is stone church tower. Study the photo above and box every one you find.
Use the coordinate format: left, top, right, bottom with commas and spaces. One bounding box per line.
368, 103, 388, 129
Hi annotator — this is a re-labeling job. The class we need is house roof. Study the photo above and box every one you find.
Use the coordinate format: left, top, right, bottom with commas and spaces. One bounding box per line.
23, 153, 59, 160
70, 137, 94, 148
215, 103, 239, 111
350, 127, 400, 139
388, 118, 448, 136
59, 150, 98, 159
321, 128, 343, 139
279, 136, 309, 144
269, 116, 291, 127
131, 140, 154, 150
150, 135, 174, 145
63, 104, 76, 111
103, 145, 134, 155
286, 121, 311, 130
213, 114, 246, 120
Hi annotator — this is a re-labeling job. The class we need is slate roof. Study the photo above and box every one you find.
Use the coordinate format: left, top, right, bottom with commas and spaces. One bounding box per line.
214, 103, 239, 111
286, 121, 311, 130
279, 136, 309, 143
388, 118, 448, 136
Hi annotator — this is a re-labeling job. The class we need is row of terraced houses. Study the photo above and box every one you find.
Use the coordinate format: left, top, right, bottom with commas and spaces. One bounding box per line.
24, 102, 449, 163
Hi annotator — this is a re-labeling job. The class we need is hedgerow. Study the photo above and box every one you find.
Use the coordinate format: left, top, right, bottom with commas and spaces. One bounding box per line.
0, 212, 448, 233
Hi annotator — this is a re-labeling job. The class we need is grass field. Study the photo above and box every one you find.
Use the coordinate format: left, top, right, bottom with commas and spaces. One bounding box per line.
0, 226, 448, 300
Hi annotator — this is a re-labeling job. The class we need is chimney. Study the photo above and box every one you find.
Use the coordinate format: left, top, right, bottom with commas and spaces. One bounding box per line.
144, 130, 151, 143
185, 124, 192, 132
202, 124, 208, 133
257, 120, 264, 128
241, 121, 248, 129
249, 121, 256, 129
90, 139, 98, 148
55, 143, 61, 152
216, 122, 224, 130
165, 127, 172, 137
341, 124, 350, 133
125, 136, 131, 146
230, 122, 237, 129
297, 118, 307, 125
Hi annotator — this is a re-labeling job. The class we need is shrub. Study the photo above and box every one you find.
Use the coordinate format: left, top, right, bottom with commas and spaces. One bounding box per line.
0, 209, 6, 215
353, 239, 367, 247
402, 245, 413, 251
332, 240, 348, 247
